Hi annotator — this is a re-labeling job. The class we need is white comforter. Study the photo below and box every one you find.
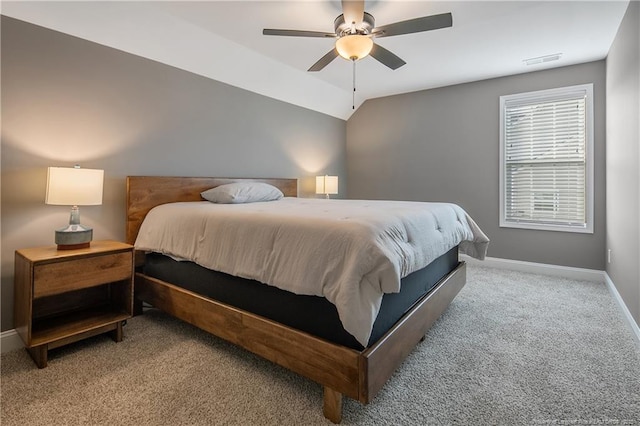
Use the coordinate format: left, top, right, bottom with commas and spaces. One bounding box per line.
135, 198, 489, 346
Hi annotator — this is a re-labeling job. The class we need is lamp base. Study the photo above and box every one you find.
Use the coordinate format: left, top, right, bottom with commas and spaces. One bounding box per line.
55, 224, 93, 250
57, 242, 91, 251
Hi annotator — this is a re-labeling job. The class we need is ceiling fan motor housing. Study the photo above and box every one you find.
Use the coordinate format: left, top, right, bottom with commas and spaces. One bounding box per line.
334, 12, 375, 36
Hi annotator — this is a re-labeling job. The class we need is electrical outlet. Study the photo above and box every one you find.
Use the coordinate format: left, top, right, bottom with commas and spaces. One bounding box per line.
607, 249, 612, 264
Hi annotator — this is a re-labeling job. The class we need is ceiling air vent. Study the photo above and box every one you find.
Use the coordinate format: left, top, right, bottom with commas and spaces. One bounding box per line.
523, 53, 563, 66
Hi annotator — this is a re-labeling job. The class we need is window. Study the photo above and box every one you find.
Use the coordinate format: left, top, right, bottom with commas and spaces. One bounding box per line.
499, 84, 594, 233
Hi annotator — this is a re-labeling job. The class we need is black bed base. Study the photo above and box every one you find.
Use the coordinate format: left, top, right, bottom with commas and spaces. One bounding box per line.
143, 246, 459, 350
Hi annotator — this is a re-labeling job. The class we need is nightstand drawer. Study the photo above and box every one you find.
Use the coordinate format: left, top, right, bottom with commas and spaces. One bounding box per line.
33, 252, 132, 298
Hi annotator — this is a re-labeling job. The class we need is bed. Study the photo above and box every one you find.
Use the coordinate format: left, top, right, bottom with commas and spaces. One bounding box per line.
126, 176, 488, 423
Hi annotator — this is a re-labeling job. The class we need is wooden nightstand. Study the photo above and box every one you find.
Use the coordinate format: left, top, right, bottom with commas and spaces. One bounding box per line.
14, 240, 134, 368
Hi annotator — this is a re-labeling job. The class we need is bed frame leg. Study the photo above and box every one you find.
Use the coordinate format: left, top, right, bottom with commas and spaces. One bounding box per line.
323, 386, 343, 424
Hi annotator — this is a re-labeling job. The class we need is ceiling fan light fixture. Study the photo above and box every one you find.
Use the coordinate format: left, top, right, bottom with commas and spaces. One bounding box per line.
336, 35, 373, 61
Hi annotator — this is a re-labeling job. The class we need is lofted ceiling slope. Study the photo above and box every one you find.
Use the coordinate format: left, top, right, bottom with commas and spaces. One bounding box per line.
1, 1, 630, 120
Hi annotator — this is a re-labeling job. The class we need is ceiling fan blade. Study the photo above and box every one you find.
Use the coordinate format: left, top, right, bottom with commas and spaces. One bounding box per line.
342, 0, 365, 26
263, 29, 336, 38
373, 12, 453, 38
308, 49, 339, 72
370, 43, 406, 70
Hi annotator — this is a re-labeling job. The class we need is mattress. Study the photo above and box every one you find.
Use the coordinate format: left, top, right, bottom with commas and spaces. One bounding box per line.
135, 198, 489, 346
143, 246, 460, 350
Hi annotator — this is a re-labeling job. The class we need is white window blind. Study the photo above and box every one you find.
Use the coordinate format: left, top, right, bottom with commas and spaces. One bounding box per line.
500, 84, 593, 233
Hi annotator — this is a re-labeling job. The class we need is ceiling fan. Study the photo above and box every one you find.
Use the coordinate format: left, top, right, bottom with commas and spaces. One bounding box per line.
263, 0, 453, 72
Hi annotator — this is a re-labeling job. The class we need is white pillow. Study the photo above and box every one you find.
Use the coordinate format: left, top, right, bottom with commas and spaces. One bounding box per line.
201, 182, 284, 204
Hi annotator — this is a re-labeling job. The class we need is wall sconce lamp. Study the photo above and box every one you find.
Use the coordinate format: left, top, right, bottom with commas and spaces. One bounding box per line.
45, 165, 104, 250
316, 175, 338, 199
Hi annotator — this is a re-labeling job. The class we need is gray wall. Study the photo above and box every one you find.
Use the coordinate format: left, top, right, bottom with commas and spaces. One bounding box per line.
347, 62, 606, 270
0, 17, 347, 331
605, 1, 640, 324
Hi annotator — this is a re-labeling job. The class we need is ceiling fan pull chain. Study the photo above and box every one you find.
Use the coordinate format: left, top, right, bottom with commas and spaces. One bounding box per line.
352, 59, 356, 110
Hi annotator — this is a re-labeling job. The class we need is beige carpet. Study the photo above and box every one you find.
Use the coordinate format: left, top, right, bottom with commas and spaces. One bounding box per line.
2, 266, 639, 425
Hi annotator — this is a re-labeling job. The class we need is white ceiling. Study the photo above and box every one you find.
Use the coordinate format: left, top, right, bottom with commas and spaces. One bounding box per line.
1, 1, 630, 120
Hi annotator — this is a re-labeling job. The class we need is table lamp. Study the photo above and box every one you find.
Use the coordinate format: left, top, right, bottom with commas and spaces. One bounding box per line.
45, 165, 104, 250
316, 175, 338, 199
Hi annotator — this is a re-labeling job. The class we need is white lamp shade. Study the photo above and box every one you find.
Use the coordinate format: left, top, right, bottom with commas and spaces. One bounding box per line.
45, 167, 104, 206
336, 35, 373, 60
316, 175, 339, 195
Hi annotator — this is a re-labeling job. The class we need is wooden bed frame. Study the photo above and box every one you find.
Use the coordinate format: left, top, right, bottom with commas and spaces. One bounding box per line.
126, 176, 466, 423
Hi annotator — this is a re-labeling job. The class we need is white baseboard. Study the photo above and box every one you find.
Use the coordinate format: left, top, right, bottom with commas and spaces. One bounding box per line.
460, 254, 604, 282
604, 272, 640, 347
1, 329, 24, 354
462, 254, 640, 346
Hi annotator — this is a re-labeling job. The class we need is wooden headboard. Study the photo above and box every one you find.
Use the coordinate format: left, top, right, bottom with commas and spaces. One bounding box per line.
126, 176, 298, 245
